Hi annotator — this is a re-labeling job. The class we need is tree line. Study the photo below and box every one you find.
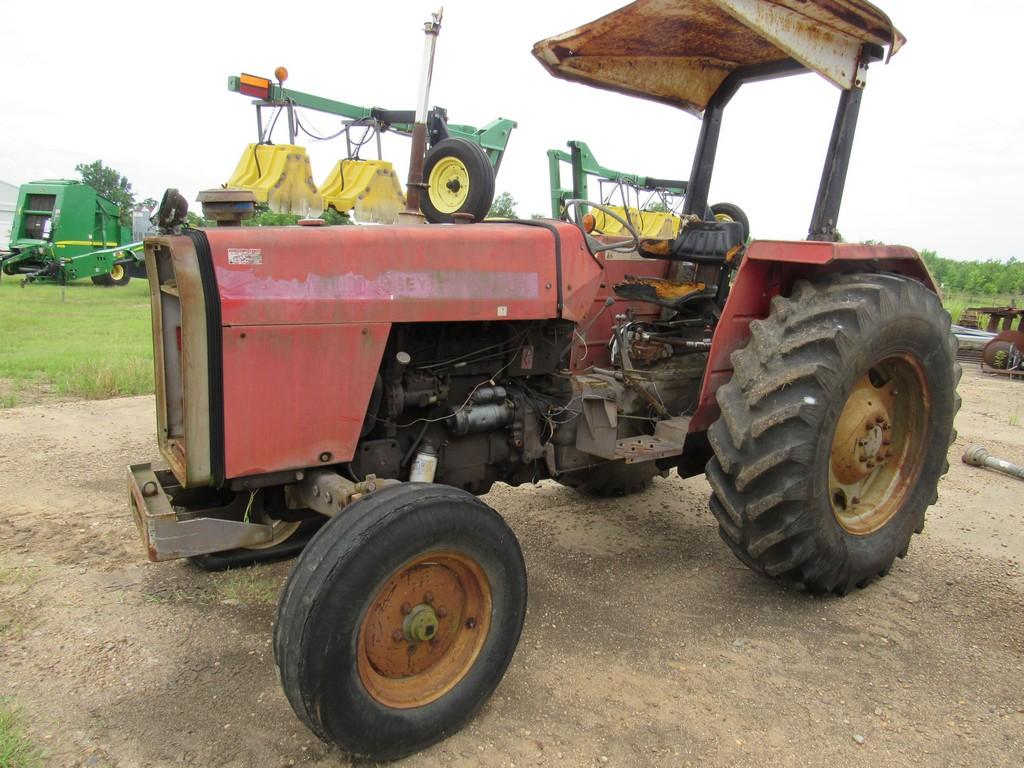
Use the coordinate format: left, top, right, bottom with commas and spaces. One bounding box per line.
920, 249, 1023, 297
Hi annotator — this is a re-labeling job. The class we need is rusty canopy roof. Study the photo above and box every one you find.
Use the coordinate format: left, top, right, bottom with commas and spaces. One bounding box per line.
532, 0, 905, 115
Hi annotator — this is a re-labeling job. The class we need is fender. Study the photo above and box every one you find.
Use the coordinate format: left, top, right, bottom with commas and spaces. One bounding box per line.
688, 240, 939, 436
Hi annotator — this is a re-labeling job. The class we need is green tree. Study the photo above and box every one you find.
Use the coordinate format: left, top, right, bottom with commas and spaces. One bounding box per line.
135, 197, 158, 213
914, 246, 1023, 296
241, 205, 351, 227
185, 211, 213, 228
488, 191, 518, 219
322, 207, 351, 225
75, 160, 135, 224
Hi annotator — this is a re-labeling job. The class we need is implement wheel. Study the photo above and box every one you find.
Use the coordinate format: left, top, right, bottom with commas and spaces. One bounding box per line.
91, 262, 131, 286
710, 201, 750, 241
274, 483, 526, 760
706, 274, 960, 595
421, 138, 495, 223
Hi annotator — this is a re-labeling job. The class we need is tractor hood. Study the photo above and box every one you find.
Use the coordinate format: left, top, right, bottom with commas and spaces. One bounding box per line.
532, 0, 905, 115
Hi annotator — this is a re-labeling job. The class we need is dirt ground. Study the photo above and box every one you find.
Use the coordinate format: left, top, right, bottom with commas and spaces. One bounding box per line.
1, 367, 1021, 768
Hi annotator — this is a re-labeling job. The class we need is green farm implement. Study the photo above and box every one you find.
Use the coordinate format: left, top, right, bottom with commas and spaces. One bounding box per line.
1, 180, 143, 286
222, 67, 517, 223
548, 139, 750, 240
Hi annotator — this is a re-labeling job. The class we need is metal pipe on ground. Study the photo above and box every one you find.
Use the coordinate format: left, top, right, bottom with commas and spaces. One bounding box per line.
962, 445, 1024, 481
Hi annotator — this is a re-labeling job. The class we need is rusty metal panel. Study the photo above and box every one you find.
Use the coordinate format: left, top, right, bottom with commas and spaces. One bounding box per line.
745, 240, 938, 291
145, 236, 213, 488
533, 0, 905, 112
128, 463, 272, 561
203, 223, 585, 327
221, 322, 390, 478
556, 236, 605, 324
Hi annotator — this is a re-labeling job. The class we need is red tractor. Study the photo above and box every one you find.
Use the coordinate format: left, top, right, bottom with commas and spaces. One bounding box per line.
130, 1, 959, 760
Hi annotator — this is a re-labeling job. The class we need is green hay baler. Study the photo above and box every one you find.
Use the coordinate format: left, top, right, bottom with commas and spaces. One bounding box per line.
1, 179, 143, 286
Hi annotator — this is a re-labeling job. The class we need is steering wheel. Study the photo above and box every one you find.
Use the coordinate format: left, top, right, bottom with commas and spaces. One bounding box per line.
564, 199, 641, 254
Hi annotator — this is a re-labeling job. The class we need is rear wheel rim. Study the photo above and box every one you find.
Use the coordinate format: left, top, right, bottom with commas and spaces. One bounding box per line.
357, 550, 491, 709
109, 263, 125, 281
829, 355, 929, 535
428, 158, 471, 214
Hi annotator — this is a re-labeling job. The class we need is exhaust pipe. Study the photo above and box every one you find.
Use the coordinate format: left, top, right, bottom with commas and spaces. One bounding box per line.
400, 7, 444, 224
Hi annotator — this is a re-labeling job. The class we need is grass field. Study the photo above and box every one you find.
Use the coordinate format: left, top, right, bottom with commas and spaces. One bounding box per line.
0, 278, 153, 407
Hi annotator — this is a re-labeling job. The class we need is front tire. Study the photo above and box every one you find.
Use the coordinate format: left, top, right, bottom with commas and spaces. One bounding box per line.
706, 274, 960, 595
274, 483, 527, 760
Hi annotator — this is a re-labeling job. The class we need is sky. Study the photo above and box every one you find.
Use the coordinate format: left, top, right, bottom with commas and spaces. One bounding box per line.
1, 0, 1021, 262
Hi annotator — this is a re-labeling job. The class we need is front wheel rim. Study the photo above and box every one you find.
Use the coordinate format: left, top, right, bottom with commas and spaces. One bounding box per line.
829, 355, 929, 535
109, 264, 125, 281
357, 550, 492, 709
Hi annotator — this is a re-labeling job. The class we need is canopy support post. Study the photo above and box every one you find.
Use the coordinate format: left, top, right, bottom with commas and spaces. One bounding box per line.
807, 85, 863, 241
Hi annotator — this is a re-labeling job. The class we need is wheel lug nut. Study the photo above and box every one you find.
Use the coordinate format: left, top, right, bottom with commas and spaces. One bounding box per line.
436, 607, 448, 618
466, 617, 477, 629
401, 603, 412, 615
851, 496, 860, 504
867, 461, 875, 468
392, 629, 404, 642
424, 591, 434, 604
858, 439, 866, 446
875, 416, 884, 424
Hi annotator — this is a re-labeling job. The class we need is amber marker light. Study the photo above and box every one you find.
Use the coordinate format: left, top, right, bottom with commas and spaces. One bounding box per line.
239, 73, 272, 99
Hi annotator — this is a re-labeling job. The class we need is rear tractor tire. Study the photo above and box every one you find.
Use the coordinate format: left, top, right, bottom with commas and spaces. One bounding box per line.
274, 483, 527, 760
706, 273, 960, 595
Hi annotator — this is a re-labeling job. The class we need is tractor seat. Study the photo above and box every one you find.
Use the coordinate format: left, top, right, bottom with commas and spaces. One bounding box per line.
613, 275, 712, 312
639, 219, 744, 265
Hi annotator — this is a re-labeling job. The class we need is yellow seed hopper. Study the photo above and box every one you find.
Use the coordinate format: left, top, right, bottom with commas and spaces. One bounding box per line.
225, 144, 323, 217
318, 160, 406, 224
